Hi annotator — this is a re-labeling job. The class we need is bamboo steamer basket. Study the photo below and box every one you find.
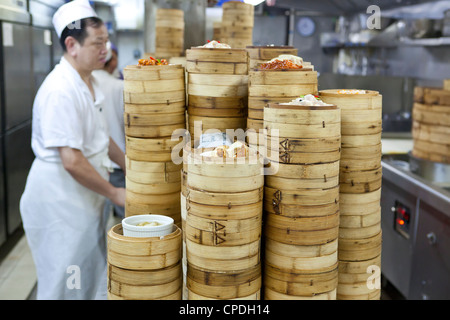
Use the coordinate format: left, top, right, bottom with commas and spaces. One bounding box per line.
319, 89, 382, 137
414, 86, 450, 105
412, 102, 450, 163
264, 264, 338, 298
246, 45, 298, 70
339, 208, 381, 239
339, 166, 382, 194
263, 102, 340, 140
185, 48, 248, 75
338, 231, 382, 262
186, 263, 261, 300
125, 136, 183, 162
337, 255, 381, 300
412, 121, 450, 145
107, 262, 182, 300
155, 8, 184, 58
264, 185, 339, 207
185, 150, 263, 193
107, 224, 182, 270
265, 238, 338, 273
123, 64, 186, 104
339, 188, 381, 215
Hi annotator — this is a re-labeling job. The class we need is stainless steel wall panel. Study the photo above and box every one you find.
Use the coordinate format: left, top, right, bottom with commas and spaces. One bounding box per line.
4, 122, 33, 235
2, 22, 34, 131
0, 134, 6, 247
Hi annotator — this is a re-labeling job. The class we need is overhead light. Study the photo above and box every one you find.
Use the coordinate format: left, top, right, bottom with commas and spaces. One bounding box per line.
243, 0, 266, 6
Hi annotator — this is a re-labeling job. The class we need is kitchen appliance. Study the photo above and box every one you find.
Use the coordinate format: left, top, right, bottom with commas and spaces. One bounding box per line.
381, 153, 450, 299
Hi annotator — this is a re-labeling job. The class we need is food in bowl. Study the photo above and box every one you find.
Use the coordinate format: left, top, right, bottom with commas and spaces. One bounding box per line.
137, 221, 161, 227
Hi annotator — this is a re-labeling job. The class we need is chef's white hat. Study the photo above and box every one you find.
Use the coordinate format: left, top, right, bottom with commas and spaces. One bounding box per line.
52, 0, 98, 38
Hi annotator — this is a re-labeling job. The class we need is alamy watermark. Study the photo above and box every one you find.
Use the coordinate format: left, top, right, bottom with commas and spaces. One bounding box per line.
367, 5, 381, 30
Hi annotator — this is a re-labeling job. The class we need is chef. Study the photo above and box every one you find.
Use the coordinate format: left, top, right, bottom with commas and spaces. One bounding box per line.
93, 43, 126, 219
20, 0, 125, 300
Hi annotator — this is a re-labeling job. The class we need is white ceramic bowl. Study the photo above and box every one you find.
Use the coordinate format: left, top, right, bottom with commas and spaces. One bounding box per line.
121, 215, 174, 238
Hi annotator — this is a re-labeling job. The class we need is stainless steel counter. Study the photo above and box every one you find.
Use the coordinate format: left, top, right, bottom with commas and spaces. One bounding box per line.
381, 155, 450, 300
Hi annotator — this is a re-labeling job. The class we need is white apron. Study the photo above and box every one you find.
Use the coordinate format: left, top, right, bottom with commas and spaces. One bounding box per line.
20, 149, 111, 300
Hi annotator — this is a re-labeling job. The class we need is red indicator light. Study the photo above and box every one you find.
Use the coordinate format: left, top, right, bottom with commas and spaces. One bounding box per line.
397, 218, 405, 226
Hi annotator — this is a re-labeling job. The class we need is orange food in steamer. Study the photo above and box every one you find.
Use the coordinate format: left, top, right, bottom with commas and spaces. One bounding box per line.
259, 59, 303, 70
138, 56, 169, 66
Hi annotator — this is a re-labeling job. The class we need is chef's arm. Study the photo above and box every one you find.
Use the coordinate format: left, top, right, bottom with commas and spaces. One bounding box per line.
58, 146, 125, 207
108, 138, 126, 174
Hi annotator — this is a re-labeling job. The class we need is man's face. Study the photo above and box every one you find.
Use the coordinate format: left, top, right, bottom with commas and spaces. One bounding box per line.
77, 24, 109, 72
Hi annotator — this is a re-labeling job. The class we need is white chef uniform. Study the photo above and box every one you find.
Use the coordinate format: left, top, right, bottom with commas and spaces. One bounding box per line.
92, 69, 125, 163
20, 55, 113, 299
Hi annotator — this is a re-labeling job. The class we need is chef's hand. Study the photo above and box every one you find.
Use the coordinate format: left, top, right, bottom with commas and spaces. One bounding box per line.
111, 187, 126, 207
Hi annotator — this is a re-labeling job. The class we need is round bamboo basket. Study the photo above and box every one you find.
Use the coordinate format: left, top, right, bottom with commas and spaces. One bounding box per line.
107, 224, 182, 300
246, 45, 298, 70
220, 1, 254, 48
155, 8, 184, 58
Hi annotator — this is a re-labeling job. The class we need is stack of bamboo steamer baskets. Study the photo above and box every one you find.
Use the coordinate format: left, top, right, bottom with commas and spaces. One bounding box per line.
412, 82, 450, 164
123, 64, 186, 226
155, 8, 185, 58
220, 1, 254, 49
319, 89, 383, 300
185, 47, 248, 146
107, 224, 183, 300
247, 62, 318, 151
263, 102, 341, 300
184, 147, 264, 300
